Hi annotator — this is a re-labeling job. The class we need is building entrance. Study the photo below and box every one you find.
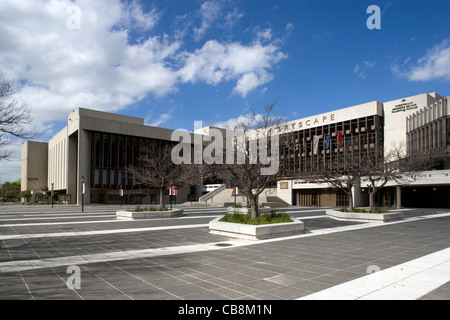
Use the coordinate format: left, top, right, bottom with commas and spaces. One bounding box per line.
293, 189, 348, 207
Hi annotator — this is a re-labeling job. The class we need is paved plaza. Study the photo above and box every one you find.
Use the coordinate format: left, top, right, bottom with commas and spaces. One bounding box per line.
0, 203, 449, 300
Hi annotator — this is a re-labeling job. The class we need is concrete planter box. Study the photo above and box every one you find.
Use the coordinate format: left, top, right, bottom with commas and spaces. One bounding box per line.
226, 206, 272, 214
326, 209, 403, 223
209, 216, 304, 240
116, 209, 184, 219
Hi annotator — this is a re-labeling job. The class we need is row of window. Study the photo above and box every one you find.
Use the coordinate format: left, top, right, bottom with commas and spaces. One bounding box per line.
89, 116, 385, 187
407, 117, 449, 156
90, 132, 172, 189
278, 116, 383, 177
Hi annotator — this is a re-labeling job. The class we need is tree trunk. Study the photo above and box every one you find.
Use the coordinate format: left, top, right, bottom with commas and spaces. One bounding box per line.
159, 187, 164, 209
369, 190, 375, 213
248, 193, 258, 219
347, 187, 354, 211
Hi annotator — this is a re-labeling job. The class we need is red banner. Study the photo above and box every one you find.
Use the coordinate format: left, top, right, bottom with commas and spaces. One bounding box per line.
337, 131, 343, 151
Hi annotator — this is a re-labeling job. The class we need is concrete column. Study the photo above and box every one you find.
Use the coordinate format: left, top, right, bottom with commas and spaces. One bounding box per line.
67, 134, 78, 204
353, 177, 365, 207
396, 186, 402, 209
77, 129, 91, 205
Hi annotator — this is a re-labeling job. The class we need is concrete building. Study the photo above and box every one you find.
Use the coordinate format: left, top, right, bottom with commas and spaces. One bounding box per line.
22, 108, 192, 205
21, 91, 450, 208
21, 141, 48, 195
276, 92, 449, 208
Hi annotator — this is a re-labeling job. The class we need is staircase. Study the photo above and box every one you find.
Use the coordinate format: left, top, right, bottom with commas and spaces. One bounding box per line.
184, 187, 289, 207
262, 188, 290, 207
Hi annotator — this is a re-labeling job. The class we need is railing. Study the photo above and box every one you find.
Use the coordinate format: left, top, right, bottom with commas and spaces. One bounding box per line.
198, 184, 226, 204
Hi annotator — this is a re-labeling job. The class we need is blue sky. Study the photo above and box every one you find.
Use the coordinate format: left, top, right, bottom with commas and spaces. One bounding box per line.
1, 0, 450, 182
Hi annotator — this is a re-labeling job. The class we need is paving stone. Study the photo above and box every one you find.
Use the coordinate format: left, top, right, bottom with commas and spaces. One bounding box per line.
1, 205, 449, 300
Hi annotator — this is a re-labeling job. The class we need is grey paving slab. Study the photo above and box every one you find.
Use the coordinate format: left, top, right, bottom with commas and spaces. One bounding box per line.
0, 205, 449, 300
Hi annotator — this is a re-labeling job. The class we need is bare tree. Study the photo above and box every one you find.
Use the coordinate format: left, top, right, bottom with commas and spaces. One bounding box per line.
0, 72, 36, 160
303, 138, 430, 213
361, 144, 431, 213
126, 143, 198, 209
304, 144, 364, 211
211, 103, 285, 219
297, 127, 385, 211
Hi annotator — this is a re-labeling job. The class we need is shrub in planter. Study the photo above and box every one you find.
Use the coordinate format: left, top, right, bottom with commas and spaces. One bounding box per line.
220, 212, 293, 225
129, 206, 169, 212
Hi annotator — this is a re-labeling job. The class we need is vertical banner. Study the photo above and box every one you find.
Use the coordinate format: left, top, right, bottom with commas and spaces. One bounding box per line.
313, 135, 320, 155
302, 138, 307, 149
324, 134, 330, 152
337, 131, 343, 151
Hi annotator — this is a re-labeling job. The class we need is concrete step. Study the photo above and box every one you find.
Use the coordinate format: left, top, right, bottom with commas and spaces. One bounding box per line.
266, 196, 290, 207
185, 187, 283, 207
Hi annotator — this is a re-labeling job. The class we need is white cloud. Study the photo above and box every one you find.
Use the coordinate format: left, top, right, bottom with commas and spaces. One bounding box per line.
0, 0, 288, 184
144, 109, 174, 127
210, 113, 265, 130
0, 0, 175, 124
193, 0, 223, 41
178, 40, 286, 97
121, 2, 161, 31
394, 40, 450, 81
188, 0, 244, 42
233, 71, 272, 97
0, 0, 287, 127
257, 28, 273, 42
225, 7, 244, 29
0, 141, 23, 183
211, 114, 252, 130
354, 60, 377, 79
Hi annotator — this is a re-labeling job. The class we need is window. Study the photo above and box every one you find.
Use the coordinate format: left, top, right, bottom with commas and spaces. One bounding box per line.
103, 133, 109, 168
447, 118, 450, 144
94, 133, 101, 168
118, 135, 124, 169
111, 135, 117, 168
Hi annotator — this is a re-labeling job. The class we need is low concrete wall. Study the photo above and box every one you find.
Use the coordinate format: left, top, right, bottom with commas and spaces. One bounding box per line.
209, 216, 304, 240
226, 207, 272, 214
116, 209, 184, 219
326, 209, 403, 223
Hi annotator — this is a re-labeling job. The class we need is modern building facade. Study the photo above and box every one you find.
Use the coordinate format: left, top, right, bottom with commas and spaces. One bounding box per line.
21, 92, 450, 208
20, 141, 48, 194
276, 92, 449, 208
22, 108, 192, 205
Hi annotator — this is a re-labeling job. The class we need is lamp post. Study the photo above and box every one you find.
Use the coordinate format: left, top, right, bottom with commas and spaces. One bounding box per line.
119, 185, 123, 207
51, 183, 54, 208
81, 176, 85, 213
169, 186, 173, 210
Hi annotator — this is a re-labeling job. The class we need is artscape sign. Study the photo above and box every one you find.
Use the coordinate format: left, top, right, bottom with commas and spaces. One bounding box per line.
280, 113, 336, 132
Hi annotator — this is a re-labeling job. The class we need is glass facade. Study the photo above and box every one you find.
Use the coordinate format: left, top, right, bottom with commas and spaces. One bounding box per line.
278, 115, 384, 178
279, 115, 384, 207
89, 131, 177, 203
